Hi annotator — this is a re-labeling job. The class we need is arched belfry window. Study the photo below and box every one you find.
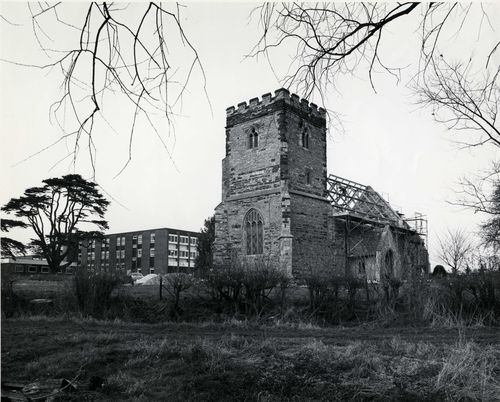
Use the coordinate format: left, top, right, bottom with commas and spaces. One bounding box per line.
301, 127, 309, 149
248, 128, 258, 149
245, 209, 264, 255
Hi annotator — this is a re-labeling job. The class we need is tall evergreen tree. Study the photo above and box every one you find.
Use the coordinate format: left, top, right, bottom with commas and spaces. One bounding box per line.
2, 174, 109, 273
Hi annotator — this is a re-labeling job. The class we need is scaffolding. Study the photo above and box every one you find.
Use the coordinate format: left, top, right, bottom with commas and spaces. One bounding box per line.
326, 174, 429, 276
403, 212, 429, 246
326, 174, 402, 226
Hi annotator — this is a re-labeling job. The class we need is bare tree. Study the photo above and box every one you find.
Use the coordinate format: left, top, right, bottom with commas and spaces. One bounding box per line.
452, 162, 500, 215
415, 57, 499, 148
3, 3, 208, 176
481, 180, 500, 249
252, 4, 497, 96
437, 228, 475, 274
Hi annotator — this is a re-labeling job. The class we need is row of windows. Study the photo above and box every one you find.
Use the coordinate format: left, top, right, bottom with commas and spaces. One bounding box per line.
86, 233, 195, 251
168, 234, 197, 245
134, 268, 156, 274
15, 265, 49, 273
15, 265, 77, 274
168, 250, 198, 258
247, 125, 310, 150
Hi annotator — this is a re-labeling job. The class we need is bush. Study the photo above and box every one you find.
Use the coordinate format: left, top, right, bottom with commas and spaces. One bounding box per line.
206, 258, 289, 317
161, 273, 194, 317
74, 269, 120, 318
1, 269, 17, 318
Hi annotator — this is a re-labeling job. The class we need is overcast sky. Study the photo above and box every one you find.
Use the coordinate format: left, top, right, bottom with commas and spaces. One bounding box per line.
1, 2, 499, 267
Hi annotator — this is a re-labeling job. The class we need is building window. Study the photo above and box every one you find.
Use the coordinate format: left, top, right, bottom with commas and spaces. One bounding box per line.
301, 127, 309, 149
15, 265, 24, 273
190, 237, 197, 246
248, 127, 258, 149
180, 236, 189, 244
168, 249, 178, 257
138, 235, 142, 245
150, 248, 155, 257
150, 268, 155, 274
137, 249, 142, 258
28, 266, 37, 273
169, 234, 178, 243
385, 250, 394, 277
305, 170, 311, 185
151, 233, 155, 244
244, 209, 264, 255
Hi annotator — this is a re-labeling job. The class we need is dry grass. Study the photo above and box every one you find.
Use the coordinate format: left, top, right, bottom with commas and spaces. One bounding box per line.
2, 317, 499, 401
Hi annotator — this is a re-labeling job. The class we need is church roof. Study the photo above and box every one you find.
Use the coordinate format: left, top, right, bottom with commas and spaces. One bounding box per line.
326, 174, 408, 228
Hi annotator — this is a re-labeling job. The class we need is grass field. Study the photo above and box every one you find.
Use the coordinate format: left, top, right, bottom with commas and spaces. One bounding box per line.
2, 316, 500, 401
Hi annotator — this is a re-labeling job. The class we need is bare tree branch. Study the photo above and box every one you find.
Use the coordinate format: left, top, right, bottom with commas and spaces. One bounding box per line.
415, 57, 500, 148
2, 2, 209, 177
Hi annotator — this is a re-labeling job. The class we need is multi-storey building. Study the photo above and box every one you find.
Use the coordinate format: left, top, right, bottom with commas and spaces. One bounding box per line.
79, 227, 199, 275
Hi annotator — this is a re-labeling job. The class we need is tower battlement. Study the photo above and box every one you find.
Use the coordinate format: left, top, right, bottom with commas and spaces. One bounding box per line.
226, 88, 326, 120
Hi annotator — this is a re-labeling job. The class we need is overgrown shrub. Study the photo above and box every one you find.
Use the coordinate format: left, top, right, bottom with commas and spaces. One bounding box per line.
241, 259, 289, 316
206, 258, 289, 317
1, 269, 17, 318
74, 269, 120, 318
161, 273, 194, 318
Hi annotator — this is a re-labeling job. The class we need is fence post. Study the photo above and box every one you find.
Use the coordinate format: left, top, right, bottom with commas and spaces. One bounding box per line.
159, 276, 163, 300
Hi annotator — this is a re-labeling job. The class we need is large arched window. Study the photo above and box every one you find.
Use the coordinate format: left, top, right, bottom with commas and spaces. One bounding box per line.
245, 209, 264, 255
248, 128, 258, 149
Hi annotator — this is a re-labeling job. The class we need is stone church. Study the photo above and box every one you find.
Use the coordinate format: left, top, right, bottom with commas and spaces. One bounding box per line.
214, 89, 429, 281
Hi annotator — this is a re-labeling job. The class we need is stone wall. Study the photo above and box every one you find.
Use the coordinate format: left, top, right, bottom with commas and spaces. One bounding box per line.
214, 88, 429, 281
214, 88, 329, 272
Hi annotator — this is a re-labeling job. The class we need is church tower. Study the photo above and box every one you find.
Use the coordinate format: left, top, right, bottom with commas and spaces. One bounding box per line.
214, 89, 332, 276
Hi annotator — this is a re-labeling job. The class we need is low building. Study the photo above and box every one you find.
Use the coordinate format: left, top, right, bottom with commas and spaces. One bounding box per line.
1, 255, 76, 275
78, 227, 199, 275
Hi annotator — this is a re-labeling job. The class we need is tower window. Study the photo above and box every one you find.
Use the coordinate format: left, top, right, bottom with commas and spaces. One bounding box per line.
244, 209, 264, 255
305, 170, 311, 185
248, 128, 259, 149
301, 128, 309, 149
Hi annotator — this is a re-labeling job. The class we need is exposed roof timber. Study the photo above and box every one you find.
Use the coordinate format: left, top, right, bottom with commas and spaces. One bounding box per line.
327, 174, 402, 226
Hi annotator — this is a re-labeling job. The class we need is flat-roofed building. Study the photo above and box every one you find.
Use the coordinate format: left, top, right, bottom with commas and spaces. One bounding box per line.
78, 227, 199, 275
1, 255, 76, 275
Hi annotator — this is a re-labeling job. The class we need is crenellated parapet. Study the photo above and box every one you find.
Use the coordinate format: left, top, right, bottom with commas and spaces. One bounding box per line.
226, 88, 326, 127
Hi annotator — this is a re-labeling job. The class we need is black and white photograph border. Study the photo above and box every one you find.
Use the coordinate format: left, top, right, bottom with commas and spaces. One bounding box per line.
1, 2, 499, 401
